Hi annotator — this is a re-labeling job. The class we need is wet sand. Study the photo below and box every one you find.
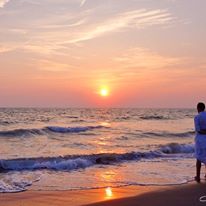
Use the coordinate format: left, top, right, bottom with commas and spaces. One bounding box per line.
0, 183, 205, 206
85, 183, 206, 206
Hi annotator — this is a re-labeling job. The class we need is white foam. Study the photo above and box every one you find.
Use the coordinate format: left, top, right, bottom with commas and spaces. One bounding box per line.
47, 125, 104, 133
33, 158, 93, 170
160, 143, 194, 154
0, 173, 40, 193
1, 158, 93, 171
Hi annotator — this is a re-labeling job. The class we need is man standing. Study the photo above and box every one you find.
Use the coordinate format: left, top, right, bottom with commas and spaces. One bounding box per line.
194, 102, 206, 182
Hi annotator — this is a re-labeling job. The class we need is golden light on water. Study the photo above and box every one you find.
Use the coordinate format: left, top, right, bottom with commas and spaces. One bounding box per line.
100, 122, 111, 127
94, 170, 120, 200
105, 187, 113, 198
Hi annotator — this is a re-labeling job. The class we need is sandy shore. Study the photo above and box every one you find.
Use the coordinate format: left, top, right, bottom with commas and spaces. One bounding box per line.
85, 183, 206, 206
0, 183, 205, 206
0, 185, 159, 206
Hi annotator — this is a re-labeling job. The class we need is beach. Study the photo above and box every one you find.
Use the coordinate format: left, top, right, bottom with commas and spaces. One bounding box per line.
86, 183, 206, 206
1, 0, 205, 204
0, 185, 156, 206
0, 108, 197, 193
0, 182, 205, 206
0, 108, 202, 205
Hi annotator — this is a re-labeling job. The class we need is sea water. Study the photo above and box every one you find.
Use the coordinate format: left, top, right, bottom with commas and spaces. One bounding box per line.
0, 108, 197, 192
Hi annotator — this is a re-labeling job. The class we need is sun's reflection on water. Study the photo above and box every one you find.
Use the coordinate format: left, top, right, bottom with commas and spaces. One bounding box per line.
105, 187, 113, 199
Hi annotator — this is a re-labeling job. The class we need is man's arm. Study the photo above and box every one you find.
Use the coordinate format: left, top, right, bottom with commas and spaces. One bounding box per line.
194, 116, 201, 132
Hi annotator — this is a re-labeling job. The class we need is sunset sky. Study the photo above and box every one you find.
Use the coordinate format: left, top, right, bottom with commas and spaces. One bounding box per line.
0, 0, 205, 107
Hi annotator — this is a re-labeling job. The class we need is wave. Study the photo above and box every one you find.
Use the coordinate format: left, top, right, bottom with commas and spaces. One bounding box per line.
0, 143, 194, 172
0, 158, 93, 172
139, 115, 169, 120
143, 131, 195, 138
0, 120, 15, 125
160, 143, 194, 154
115, 116, 131, 121
46, 125, 105, 133
0, 128, 44, 137
0, 125, 107, 137
65, 116, 79, 119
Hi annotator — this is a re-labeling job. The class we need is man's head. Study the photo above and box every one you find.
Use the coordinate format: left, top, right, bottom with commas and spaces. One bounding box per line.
197, 102, 205, 113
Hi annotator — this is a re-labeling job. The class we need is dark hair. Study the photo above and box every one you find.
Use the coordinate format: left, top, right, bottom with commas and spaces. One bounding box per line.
197, 102, 205, 111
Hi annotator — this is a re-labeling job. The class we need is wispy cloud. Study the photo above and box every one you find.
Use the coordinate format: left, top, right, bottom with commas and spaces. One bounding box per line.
114, 47, 180, 70
37, 59, 76, 72
67, 9, 174, 43
0, 0, 10, 8
0, 46, 12, 53
80, 0, 87, 7
0, 4, 176, 55
23, 44, 65, 56
38, 19, 86, 30
0, 43, 18, 53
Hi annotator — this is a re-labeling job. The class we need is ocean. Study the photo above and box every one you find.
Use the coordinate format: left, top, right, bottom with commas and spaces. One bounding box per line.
0, 108, 197, 193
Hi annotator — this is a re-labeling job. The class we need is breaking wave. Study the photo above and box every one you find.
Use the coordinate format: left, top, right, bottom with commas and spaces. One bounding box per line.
0, 173, 41, 193
0, 125, 107, 137
46, 125, 105, 133
139, 115, 169, 120
0, 143, 194, 172
159, 143, 194, 154
143, 131, 195, 138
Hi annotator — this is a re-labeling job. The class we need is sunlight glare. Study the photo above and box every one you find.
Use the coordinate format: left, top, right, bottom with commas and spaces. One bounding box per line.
100, 88, 109, 97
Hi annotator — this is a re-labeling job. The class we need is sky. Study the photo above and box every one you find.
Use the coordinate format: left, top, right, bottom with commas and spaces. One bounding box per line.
0, 0, 206, 107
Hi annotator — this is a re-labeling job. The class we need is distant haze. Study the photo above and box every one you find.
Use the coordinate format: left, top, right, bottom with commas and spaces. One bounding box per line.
0, 0, 205, 107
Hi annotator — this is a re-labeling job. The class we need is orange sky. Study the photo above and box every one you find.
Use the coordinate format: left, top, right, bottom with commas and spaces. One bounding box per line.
0, 0, 206, 107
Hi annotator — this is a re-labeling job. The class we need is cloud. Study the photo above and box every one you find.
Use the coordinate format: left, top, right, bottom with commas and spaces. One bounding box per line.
37, 59, 76, 72
114, 47, 180, 70
38, 19, 86, 30
0, 46, 13, 53
0, 6, 175, 57
67, 9, 174, 43
0, 43, 19, 53
80, 0, 86, 7
0, 0, 10, 8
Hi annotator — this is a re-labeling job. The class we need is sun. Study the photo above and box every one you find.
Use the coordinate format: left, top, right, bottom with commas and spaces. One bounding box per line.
100, 88, 109, 97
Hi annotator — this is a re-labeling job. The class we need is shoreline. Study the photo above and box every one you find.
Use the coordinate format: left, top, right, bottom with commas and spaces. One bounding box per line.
0, 182, 205, 206
0, 185, 167, 206
85, 182, 206, 206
